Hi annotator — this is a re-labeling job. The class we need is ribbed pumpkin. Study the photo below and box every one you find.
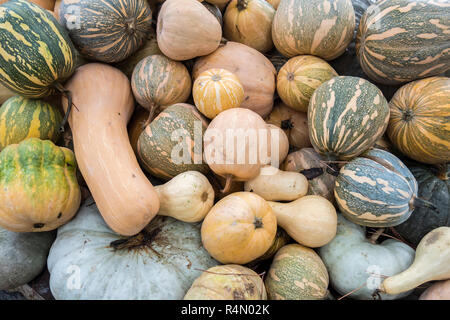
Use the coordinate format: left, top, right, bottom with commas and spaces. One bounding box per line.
282, 148, 337, 203
308, 76, 390, 160
156, 0, 222, 61
184, 265, 267, 300
277, 55, 338, 112
387, 77, 450, 165
137, 103, 210, 181
356, 0, 450, 85
59, 0, 153, 63
223, 0, 275, 53
272, 0, 355, 60
266, 102, 311, 149
0, 0, 76, 98
115, 29, 161, 78
0, 138, 81, 232
0, 96, 62, 151
193, 41, 276, 118
395, 163, 450, 247
193, 68, 244, 119
131, 54, 191, 123
265, 244, 329, 300
334, 148, 430, 228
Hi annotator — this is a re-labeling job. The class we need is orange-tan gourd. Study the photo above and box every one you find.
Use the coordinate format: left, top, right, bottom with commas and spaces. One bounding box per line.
61, 63, 160, 236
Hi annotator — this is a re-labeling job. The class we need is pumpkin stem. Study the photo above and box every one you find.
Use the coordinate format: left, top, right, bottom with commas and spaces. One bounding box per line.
110, 227, 162, 251
142, 104, 158, 129
125, 17, 136, 35
401, 109, 414, 122
220, 175, 233, 194
253, 217, 263, 229
411, 197, 439, 212
54, 83, 76, 133
237, 0, 248, 11
369, 228, 385, 244
434, 163, 449, 181
220, 37, 228, 47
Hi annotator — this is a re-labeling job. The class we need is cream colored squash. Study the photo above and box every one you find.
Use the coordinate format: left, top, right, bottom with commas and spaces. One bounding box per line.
266, 124, 289, 167
244, 165, 308, 201
268, 195, 337, 247
155, 171, 214, 223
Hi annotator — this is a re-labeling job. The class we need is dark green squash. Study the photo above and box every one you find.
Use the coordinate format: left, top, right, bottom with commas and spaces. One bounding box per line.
59, 0, 153, 63
395, 164, 450, 246
137, 103, 210, 180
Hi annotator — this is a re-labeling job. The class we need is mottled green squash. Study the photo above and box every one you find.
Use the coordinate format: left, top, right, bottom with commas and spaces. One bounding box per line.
308, 76, 390, 160
335, 148, 423, 227
137, 103, 210, 180
0, 138, 81, 232
0, 96, 62, 151
356, 0, 450, 85
59, 0, 153, 63
265, 244, 329, 300
0, 0, 76, 98
395, 163, 450, 246
272, 0, 355, 60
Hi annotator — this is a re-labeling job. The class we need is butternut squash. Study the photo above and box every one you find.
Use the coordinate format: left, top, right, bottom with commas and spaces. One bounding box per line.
155, 171, 214, 223
61, 63, 160, 236
381, 227, 450, 295
244, 165, 308, 201
268, 195, 337, 248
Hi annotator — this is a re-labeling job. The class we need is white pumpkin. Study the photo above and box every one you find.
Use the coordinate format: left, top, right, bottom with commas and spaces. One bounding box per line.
0, 226, 54, 290
47, 199, 218, 299
319, 214, 415, 300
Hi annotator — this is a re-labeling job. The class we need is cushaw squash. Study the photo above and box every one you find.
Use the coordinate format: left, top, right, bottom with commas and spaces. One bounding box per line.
156, 0, 222, 61
319, 214, 415, 300
47, 198, 218, 300
244, 165, 308, 201
268, 195, 337, 248
155, 171, 214, 223
59, 0, 153, 63
223, 0, 275, 53
62, 63, 160, 236
193, 41, 276, 118
184, 265, 267, 300
419, 280, 450, 300
387, 77, 450, 165
0, 138, 81, 232
381, 227, 450, 295
394, 163, 450, 247
201, 192, 277, 264
0, 226, 54, 290
265, 244, 329, 300
335, 148, 436, 228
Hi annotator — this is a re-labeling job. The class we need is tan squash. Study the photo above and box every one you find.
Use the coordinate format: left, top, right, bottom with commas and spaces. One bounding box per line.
156, 0, 222, 61
203, 108, 270, 192
266, 102, 311, 149
0, 82, 14, 105
61, 63, 160, 236
268, 195, 337, 248
244, 165, 308, 201
381, 227, 450, 295
266, 124, 289, 167
0, 0, 56, 10
184, 264, 267, 300
193, 41, 276, 118
201, 192, 277, 264
419, 280, 450, 300
155, 171, 214, 223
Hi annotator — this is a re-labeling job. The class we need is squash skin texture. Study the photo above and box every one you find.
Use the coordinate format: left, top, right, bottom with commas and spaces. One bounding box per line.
419, 280, 450, 300
62, 63, 160, 236
0, 138, 81, 232
265, 244, 329, 300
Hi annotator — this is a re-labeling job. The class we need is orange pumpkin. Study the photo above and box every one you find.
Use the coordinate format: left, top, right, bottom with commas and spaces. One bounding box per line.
201, 192, 277, 264
193, 68, 245, 119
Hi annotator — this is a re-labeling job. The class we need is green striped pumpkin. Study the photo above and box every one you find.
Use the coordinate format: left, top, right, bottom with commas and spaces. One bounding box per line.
265, 244, 329, 300
59, 0, 153, 63
356, 0, 450, 85
272, 0, 355, 60
335, 148, 421, 227
308, 76, 390, 161
0, 0, 76, 98
277, 55, 338, 112
137, 103, 210, 181
0, 96, 62, 151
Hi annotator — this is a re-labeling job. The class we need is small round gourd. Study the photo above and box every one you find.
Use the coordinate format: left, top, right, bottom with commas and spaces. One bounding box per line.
184, 265, 267, 300
201, 192, 277, 264
0, 96, 62, 151
193, 68, 244, 119
277, 55, 338, 112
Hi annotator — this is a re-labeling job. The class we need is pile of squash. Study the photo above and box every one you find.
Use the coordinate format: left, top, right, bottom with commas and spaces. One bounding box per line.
0, 0, 448, 301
